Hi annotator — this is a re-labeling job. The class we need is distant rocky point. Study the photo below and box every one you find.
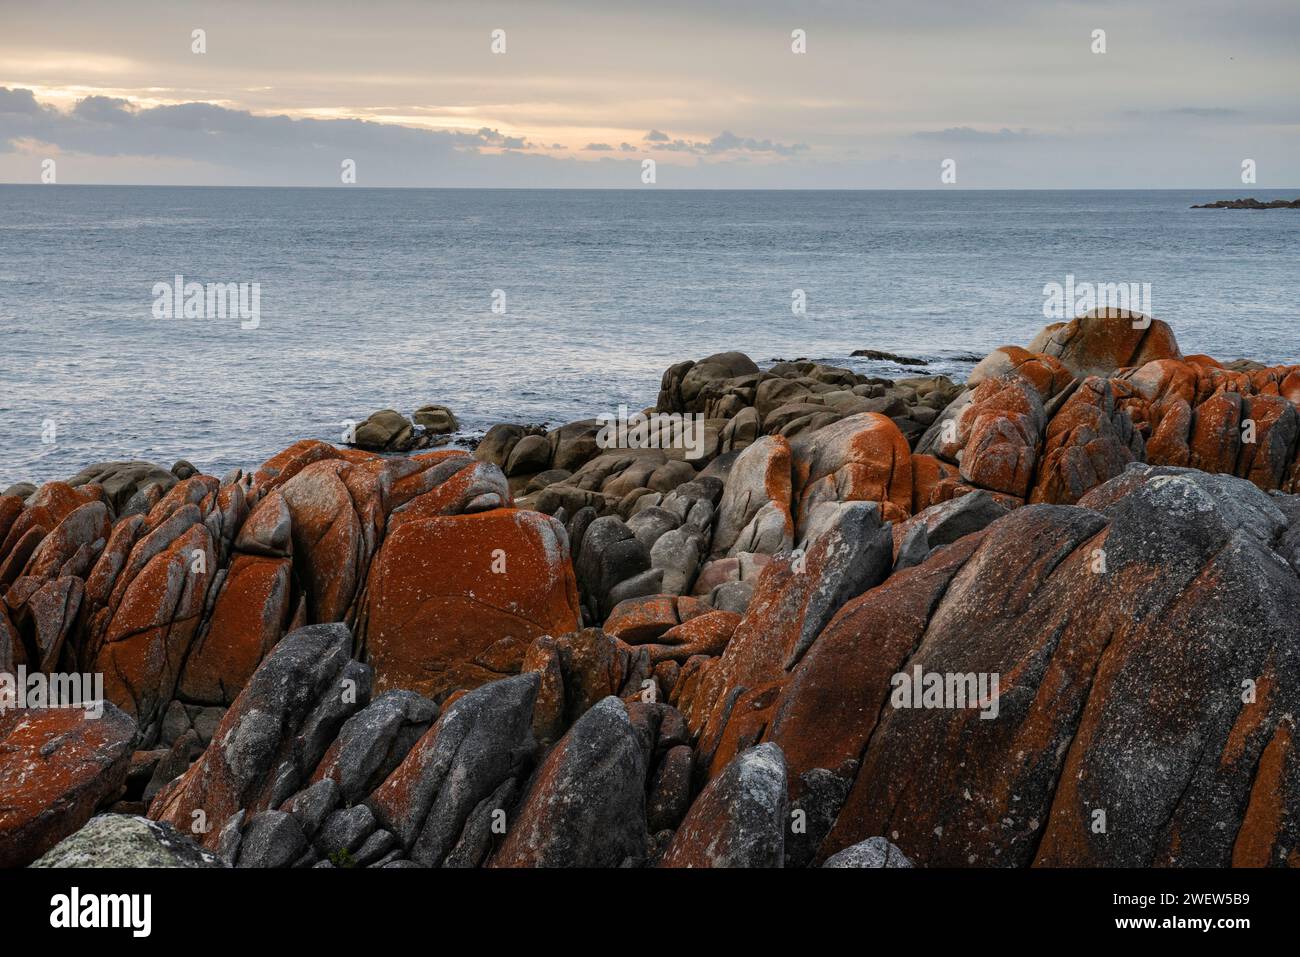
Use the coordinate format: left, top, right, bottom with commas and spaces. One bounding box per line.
1191, 197, 1300, 209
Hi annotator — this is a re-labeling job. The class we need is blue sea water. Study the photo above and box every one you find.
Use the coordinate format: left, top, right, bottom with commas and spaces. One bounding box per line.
1, 186, 1297, 486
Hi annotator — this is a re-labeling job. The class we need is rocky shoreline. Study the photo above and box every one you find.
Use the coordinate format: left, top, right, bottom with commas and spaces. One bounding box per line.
3, 308, 1299, 868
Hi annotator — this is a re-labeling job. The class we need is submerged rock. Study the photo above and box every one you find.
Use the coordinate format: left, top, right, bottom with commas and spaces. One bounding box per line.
850, 349, 929, 366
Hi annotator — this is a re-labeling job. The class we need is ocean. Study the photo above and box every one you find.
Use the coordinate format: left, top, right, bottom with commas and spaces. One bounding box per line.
1, 186, 1297, 487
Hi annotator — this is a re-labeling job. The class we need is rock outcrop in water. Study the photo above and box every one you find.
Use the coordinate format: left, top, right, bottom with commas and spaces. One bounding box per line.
1191, 197, 1300, 209
4, 309, 1300, 868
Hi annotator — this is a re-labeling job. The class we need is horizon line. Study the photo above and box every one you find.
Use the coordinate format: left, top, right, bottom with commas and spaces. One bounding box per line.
4, 183, 1299, 192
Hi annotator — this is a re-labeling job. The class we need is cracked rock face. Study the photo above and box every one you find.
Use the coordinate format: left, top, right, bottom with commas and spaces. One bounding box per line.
660, 743, 789, 868
368, 672, 540, 865
363, 509, 581, 701
689, 501, 894, 767
1031, 309, 1183, 380
0, 703, 137, 868
817, 473, 1300, 866
491, 696, 649, 868
148, 622, 366, 849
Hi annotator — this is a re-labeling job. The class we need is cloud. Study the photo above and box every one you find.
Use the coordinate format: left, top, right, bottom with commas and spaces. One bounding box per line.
0, 88, 831, 185
0, 87, 52, 116
0, 87, 583, 183
0, 87, 541, 162
912, 126, 1036, 143
650, 137, 702, 153
0, 88, 57, 149
582, 130, 808, 157
704, 130, 809, 155
474, 127, 532, 149
640, 128, 808, 156
589, 140, 642, 154
3, 0, 1299, 188
71, 95, 134, 123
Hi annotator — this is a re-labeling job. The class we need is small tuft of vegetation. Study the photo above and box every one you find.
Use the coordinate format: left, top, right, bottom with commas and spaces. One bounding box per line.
328, 848, 356, 868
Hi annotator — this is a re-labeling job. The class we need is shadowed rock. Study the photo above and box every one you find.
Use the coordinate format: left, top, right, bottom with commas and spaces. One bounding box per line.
660, 743, 788, 868
367, 673, 539, 865
491, 696, 648, 867
148, 623, 366, 848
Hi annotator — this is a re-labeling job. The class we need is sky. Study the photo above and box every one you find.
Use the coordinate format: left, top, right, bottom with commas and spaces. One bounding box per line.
1, 0, 1297, 188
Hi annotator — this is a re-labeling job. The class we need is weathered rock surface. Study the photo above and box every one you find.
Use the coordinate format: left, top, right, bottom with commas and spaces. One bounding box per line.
0, 704, 137, 867
491, 696, 649, 867
148, 623, 367, 848
1030, 308, 1182, 379
660, 743, 788, 868
368, 673, 539, 866
822, 836, 914, 868
363, 509, 580, 700
811, 469, 1300, 867
691, 501, 894, 768
31, 813, 227, 868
